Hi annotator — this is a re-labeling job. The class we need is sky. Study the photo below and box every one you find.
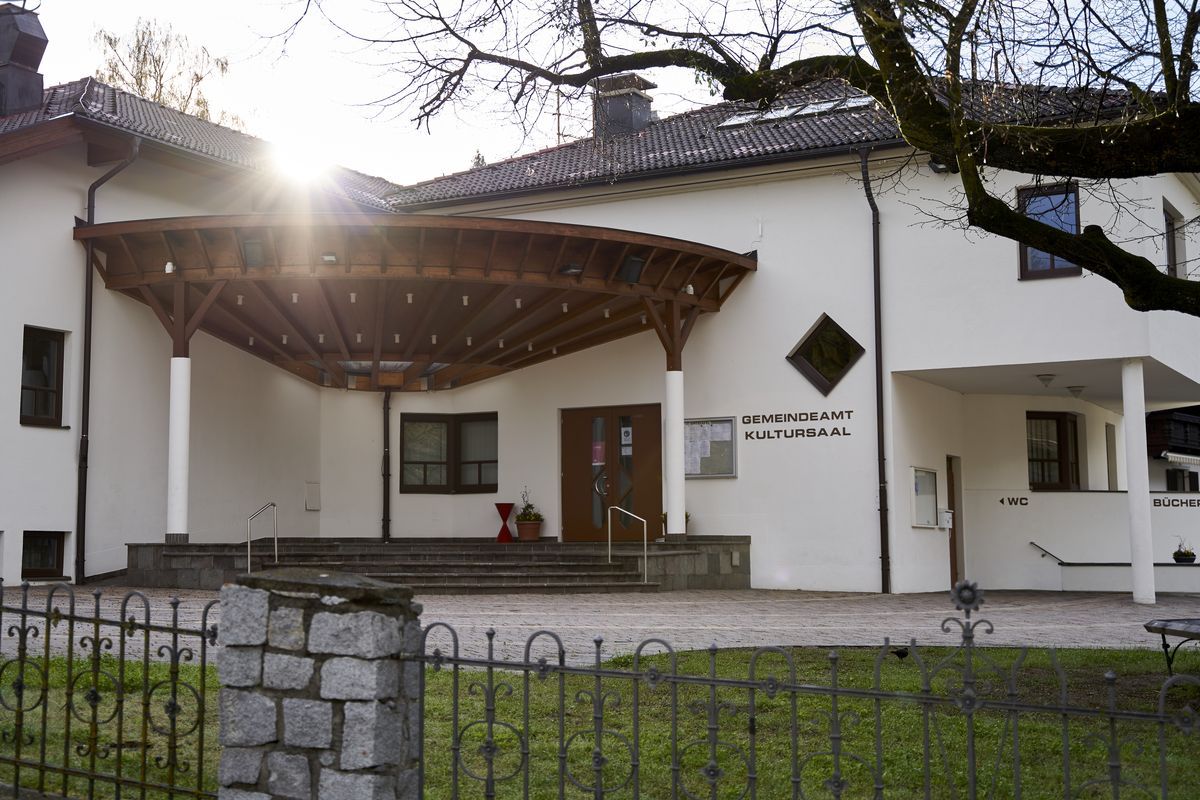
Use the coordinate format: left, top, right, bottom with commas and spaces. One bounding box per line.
30, 0, 715, 187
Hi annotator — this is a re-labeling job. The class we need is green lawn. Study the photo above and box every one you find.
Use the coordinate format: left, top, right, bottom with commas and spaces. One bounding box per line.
421, 646, 1200, 799
0, 646, 1194, 800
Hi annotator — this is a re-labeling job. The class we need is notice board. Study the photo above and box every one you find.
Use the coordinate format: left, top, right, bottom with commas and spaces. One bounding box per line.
684, 417, 737, 478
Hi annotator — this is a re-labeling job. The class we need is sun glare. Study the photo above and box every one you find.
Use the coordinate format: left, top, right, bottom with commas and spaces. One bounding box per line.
270, 138, 334, 184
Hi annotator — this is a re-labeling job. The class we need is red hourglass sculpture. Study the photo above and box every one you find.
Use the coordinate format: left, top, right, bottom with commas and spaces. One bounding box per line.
495, 502, 515, 543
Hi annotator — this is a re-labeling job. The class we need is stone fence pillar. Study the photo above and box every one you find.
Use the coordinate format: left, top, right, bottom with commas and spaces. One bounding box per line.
217, 568, 423, 800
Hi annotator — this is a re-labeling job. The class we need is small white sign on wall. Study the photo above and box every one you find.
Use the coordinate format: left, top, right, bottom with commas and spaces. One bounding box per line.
912, 467, 938, 527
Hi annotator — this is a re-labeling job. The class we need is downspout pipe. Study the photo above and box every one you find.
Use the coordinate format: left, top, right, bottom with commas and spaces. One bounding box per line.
382, 389, 392, 540
75, 137, 141, 584
859, 148, 891, 594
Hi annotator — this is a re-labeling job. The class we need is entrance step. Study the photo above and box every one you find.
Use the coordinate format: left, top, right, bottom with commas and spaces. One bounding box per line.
126, 536, 751, 593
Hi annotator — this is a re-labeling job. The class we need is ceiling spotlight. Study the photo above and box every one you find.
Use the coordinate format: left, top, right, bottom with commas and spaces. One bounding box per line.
558, 263, 584, 276
291, 293, 299, 304
431, 334, 438, 345
466, 336, 473, 346
641, 314, 647, 325
462, 295, 469, 306
604, 308, 610, 318
349, 292, 357, 304
1067, 385, 1085, 398
236, 294, 244, 306
515, 298, 522, 309
318, 333, 325, 344
1036, 373, 1056, 388
562, 302, 569, 313
684, 284, 695, 295
248, 336, 255, 346
394, 333, 400, 344
281, 334, 288, 345
321, 252, 338, 264
406, 293, 413, 304
528, 342, 533, 351
356, 332, 363, 344
552, 346, 558, 355
164, 261, 176, 274
498, 339, 504, 348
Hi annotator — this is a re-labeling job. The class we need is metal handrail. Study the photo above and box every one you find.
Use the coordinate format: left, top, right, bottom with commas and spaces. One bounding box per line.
607, 506, 649, 584
247, 502, 278, 573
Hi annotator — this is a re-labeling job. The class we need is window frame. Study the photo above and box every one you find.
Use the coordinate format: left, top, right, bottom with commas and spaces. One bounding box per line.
20, 326, 65, 428
1017, 183, 1082, 280
1026, 411, 1081, 491
21, 531, 66, 580
1164, 199, 1183, 278
399, 412, 498, 494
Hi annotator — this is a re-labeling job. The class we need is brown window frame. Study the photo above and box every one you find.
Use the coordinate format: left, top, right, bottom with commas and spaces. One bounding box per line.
21, 531, 66, 579
399, 412, 498, 495
1026, 411, 1080, 491
20, 326, 65, 428
1017, 184, 1082, 280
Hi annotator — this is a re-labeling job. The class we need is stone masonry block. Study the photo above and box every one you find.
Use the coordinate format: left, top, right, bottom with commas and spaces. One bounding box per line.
263, 652, 314, 691
402, 660, 420, 702
218, 647, 262, 688
218, 789, 270, 800
219, 689, 277, 747
220, 586, 270, 646
268, 606, 306, 650
267, 752, 312, 799
340, 701, 401, 769
318, 769, 394, 800
219, 747, 263, 786
283, 698, 332, 748
309, 611, 402, 658
319, 657, 399, 700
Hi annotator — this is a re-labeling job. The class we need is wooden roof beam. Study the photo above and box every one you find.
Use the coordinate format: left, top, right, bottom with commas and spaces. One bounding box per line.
314, 281, 352, 359
243, 281, 322, 362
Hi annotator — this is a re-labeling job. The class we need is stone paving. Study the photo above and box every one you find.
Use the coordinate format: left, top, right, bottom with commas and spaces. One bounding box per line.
4, 584, 1195, 663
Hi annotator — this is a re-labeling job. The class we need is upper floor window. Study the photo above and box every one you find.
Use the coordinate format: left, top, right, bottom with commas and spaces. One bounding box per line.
1164, 200, 1184, 278
20, 326, 64, 427
400, 412, 497, 494
1018, 184, 1081, 280
1027, 411, 1080, 490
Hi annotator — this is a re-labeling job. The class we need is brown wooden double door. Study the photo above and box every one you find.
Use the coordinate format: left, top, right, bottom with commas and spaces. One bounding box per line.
561, 404, 662, 542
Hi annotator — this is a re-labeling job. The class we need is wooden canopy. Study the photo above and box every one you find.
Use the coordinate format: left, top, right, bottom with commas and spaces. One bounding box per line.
73, 213, 757, 390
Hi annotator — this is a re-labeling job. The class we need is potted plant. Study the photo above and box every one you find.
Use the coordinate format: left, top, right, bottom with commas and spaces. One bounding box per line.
660, 511, 691, 536
515, 487, 544, 542
1173, 537, 1196, 563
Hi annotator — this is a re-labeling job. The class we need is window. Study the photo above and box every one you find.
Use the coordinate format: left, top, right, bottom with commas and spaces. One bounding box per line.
786, 314, 865, 395
1166, 468, 1200, 492
1018, 184, 1081, 279
1026, 412, 1080, 490
1164, 200, 1184, 278
20, 326, 64, 427
22, 531, 65, 579
912, 468, 939, 527
400, 413, 497, 493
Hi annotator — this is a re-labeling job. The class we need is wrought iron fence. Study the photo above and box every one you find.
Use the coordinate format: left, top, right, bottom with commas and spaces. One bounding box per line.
416, 582, 1200, 799
0, 583, 218, 800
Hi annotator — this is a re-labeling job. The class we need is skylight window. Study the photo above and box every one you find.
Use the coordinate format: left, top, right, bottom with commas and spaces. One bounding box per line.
717, 96, 873, 129
839, 96, 877, 110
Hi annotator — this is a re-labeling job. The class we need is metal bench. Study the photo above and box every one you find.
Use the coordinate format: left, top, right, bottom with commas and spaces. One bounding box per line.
1144, 618, 1200, 675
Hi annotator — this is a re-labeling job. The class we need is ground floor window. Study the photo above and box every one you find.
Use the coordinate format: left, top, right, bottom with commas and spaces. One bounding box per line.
20, 326, 65, 427
1026, 411, 1080, 490
22, 531, 65, 579
400, 412, 498, 493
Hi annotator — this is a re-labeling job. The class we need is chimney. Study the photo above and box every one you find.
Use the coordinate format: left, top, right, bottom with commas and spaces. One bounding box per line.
0, 3, 47, 117
591, 73, 657, 139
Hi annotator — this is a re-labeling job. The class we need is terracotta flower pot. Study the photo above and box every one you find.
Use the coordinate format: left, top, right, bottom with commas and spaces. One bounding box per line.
516, 520, 543, 542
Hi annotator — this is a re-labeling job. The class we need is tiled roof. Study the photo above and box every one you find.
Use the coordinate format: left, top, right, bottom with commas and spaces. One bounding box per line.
391, 78, 1144, 209
393, 80, 898, 208
0, 78, 402, 210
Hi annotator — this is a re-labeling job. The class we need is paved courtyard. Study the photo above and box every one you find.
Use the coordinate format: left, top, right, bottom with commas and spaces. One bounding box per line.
5, 584, 1194, 662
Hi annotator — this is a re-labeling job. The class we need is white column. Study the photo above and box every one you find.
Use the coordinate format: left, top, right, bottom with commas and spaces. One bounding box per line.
1121, 358, 1155, 604
664, 370, 686, 537
167, 356, 191, 540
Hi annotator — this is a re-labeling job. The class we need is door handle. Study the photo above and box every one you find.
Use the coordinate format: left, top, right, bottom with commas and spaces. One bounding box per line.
592, 472, 608, 497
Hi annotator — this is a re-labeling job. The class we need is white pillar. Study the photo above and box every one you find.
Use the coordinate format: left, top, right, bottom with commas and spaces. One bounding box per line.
664, 370, 686, 537
167, 356, 191, 540
1121, 358, 1155, 604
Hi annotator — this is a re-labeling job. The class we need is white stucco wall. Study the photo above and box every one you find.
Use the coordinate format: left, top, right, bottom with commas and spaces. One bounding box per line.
0, 145, 323, 581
